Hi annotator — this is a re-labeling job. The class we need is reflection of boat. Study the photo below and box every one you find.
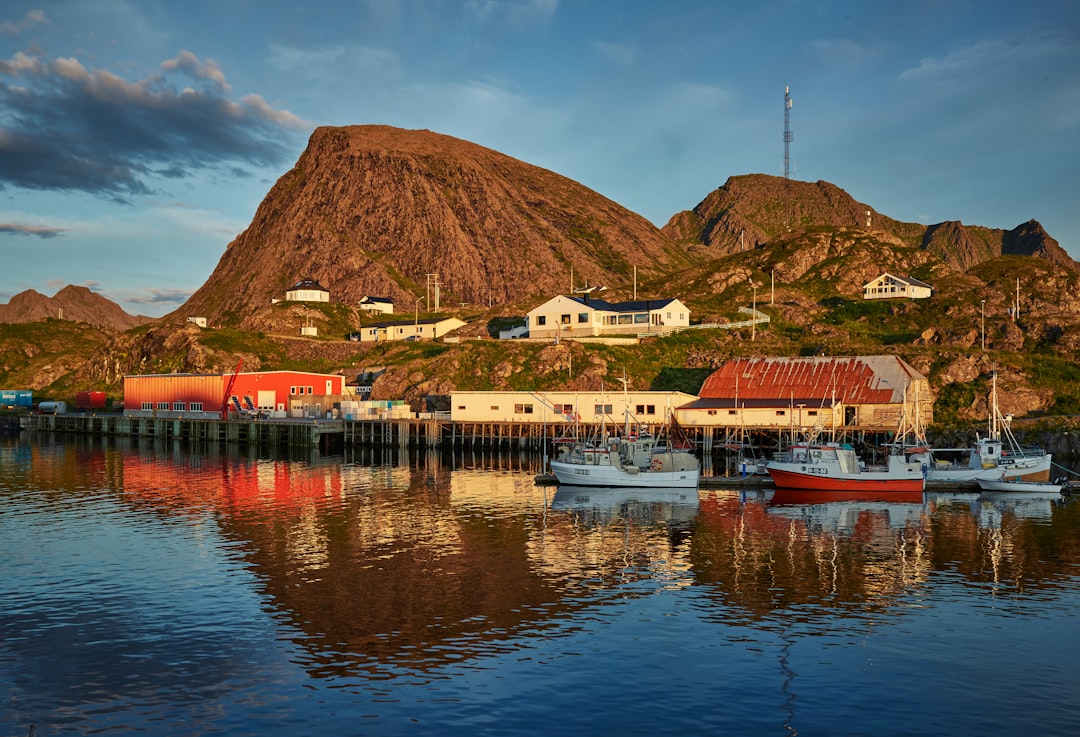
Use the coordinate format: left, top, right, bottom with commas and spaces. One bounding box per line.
550, 412, 700, 489
766, 489, 924, 534
910, 373, 1051, 486
766, 440, 924, 492
551, 485, 699, 524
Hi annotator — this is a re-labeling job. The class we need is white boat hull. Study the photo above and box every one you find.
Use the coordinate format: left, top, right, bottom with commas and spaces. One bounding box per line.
550, 458, 699, 488
976, 478, 1062, 494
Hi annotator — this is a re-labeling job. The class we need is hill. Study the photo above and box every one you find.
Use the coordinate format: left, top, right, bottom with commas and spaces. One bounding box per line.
0, 285, 153, 331
662, 174, 1077, 273
174, 125, 697, 330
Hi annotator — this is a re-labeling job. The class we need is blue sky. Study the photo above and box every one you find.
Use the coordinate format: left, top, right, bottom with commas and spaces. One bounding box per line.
0, 1, 1077, 317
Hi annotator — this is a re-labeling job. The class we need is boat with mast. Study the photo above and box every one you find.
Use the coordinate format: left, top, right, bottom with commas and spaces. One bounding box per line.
549, 379, 700, 489
908, 371, 1051, 486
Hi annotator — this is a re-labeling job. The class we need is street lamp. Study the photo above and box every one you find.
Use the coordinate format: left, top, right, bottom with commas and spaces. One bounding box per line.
980, 299, 986, 350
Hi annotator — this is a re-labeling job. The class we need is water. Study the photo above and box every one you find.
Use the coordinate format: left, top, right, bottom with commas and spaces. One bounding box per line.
3, 436, 1080, 736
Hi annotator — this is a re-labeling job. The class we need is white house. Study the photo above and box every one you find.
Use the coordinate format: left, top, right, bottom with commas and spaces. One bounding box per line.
352, 316, 466, 343
359, 296, 394, 314
526, 295, 690, 339
862, 273, 933, 300
285, 278, 330, 303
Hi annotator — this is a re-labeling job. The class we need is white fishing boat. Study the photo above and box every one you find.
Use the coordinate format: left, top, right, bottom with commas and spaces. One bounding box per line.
909, 372, 1051, 486
976, 475, 1062, 494
549, 412, 700, 489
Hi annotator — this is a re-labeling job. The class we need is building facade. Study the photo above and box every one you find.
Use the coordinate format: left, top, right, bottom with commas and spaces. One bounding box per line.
123, 370, 346, 419
285, 278, 331, 303
359, 296, 394, 314
450, 390, 697, 425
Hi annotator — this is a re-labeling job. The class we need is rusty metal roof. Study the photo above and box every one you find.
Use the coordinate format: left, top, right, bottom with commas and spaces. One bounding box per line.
698, 356, 920, 404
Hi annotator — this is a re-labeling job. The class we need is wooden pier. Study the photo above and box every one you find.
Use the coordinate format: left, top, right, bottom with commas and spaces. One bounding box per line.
21, 413, 888, 455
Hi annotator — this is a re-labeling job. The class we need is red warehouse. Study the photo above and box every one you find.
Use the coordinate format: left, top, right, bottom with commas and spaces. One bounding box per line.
123, 370, 345, 418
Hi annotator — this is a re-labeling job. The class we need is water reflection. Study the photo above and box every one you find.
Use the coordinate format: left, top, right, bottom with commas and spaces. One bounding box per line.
5, 436, 1080, 707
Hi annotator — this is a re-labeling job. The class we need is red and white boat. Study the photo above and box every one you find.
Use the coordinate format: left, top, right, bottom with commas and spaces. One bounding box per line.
766, 440, 925, 492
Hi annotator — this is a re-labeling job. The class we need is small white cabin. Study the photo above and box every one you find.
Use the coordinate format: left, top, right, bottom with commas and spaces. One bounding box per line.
526, 295, 690, 339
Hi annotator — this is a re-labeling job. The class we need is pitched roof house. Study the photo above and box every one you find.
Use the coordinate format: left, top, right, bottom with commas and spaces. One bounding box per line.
359, 296, 394, 314
862, 273, 933, 300
285, 278, 330, 303
526, 294, 690, 339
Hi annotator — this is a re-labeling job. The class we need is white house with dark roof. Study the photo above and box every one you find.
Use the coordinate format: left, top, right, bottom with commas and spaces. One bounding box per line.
285, 278, 330, 303
525, 294, 690, 339
359, 295, 395, 314
862, 273, 933, 300
351, 316, 466, 343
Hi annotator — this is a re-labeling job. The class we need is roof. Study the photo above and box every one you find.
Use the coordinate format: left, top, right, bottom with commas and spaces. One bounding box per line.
563, 295, 679, 312
698, 356, 923, 404
365, 317, 464, 328
287, 278, 329, 292
863, 273, 933, 290
679, 397, 839, 410
360, 295, 393, 304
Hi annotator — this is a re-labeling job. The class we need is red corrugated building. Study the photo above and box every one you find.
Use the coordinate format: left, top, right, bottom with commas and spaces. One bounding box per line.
677, 355, 932, 430
124, 370, 345, 417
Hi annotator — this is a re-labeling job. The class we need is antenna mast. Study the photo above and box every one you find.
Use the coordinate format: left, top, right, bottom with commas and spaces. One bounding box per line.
783, 85, 793, 179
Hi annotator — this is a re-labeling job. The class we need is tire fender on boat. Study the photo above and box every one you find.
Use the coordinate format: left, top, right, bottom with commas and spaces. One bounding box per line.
651, 458, 662, 471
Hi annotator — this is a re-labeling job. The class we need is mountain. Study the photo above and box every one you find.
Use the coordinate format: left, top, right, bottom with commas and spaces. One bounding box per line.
0, 286, 153, 331
662, 174, 1078, 272
174, 125, 695, 329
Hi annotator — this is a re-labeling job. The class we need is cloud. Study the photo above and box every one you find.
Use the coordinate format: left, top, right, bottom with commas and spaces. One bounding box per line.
0, 50, 309, 199
121, 287, 192, 306
0, 9, 49, 35
0, 221, 67, 237
898, 31, 1074, 86
466, 0, 559, 30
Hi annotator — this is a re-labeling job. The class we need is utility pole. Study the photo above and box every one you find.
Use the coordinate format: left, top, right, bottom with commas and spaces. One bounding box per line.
750, 280, 758, 341
981, 299, 986, 350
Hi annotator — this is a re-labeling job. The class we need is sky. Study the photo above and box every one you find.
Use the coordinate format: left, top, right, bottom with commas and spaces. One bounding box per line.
0, 1, 1077, 318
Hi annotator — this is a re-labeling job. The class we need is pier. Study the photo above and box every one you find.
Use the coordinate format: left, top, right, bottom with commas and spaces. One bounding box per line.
21, 412, 891, 456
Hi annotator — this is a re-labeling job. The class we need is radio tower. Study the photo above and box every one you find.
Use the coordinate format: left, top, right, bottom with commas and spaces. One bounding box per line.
783, 85, 793, 179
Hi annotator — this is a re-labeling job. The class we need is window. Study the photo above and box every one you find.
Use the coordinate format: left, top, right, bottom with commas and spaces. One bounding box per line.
634, 313, 649, 324
776, 410, 786, 416
157, 402, 169, 410
458, 405, 466, 411
489, 405, 498, 411
594, 403, 613, 415
618, 314, 633, 324
728, 410, 738, 415
636, 404, 645, 414
513, 403, 534, 415
708, 409, 717, 416
808, 410, 818, 416
172, 402, 185, 411
537, 315, 547, 326
141, 402, 153, 410
190, 402, 203, 412
577, 312, 588, 323
306, 386, 313, 395
646, 405, 655, 415
560, 313, 571, 324
290, 386, 297, 395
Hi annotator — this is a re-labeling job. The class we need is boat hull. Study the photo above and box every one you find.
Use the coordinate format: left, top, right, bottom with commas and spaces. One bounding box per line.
766, 466, 924, 493
976, 478, 1062, 494
550, 459, 699, 489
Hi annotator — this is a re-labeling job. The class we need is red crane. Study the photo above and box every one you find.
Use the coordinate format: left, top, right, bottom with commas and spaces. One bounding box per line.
220, 359, 243, 420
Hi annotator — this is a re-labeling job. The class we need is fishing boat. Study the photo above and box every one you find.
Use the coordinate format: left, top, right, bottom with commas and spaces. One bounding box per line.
549, 412, 700, 489
908, 372, 1051, 486
765, 440, 925, 492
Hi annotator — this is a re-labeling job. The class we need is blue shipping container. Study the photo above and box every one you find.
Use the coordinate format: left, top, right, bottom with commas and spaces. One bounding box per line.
0, 389, 32, 407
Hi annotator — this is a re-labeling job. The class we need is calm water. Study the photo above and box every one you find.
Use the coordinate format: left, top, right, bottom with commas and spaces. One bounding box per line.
3, 436, 1080, 737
